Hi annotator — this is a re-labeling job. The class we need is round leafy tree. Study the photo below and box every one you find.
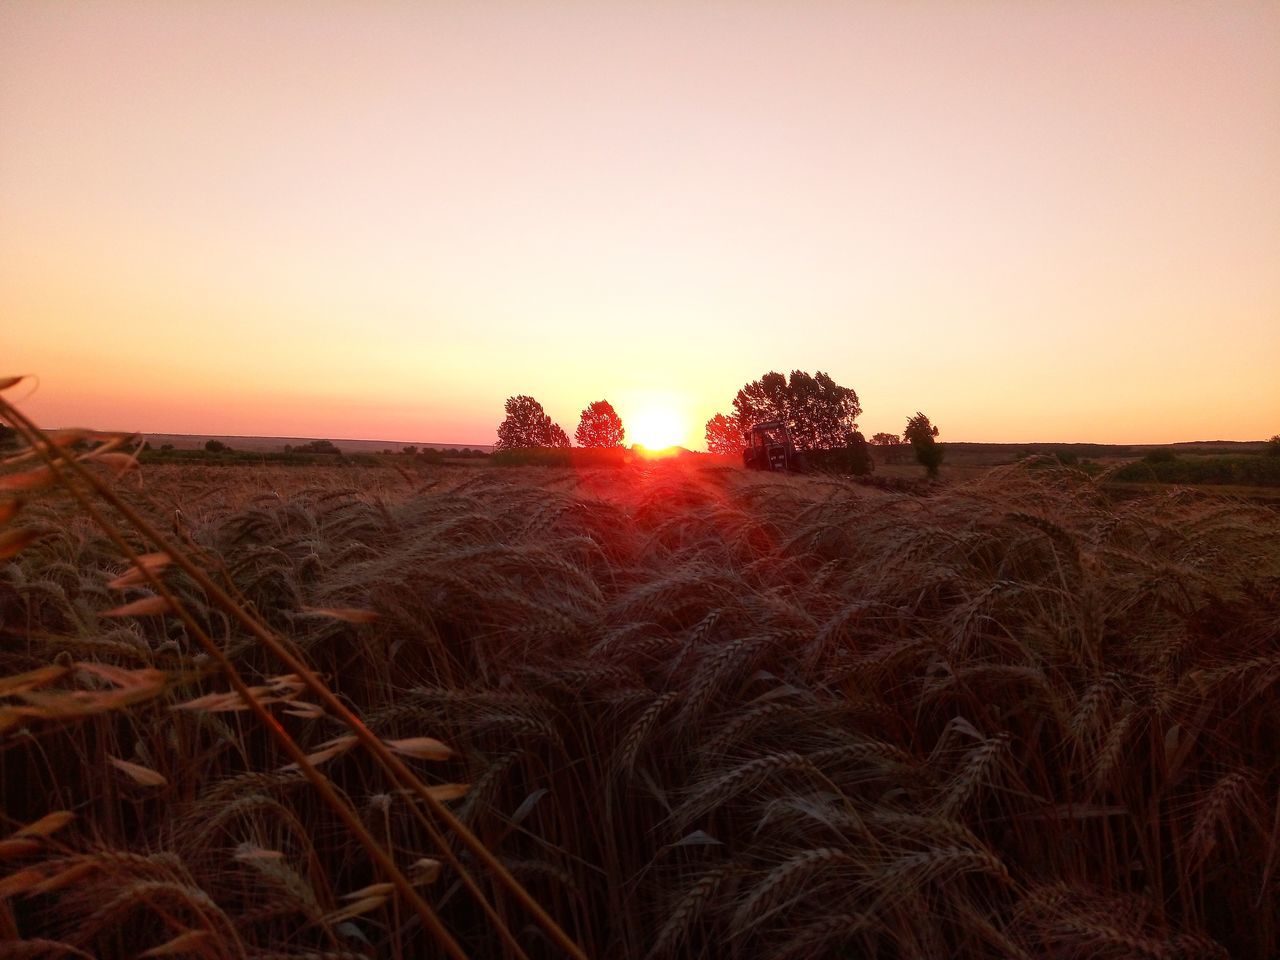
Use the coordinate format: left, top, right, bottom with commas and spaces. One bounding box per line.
495, 395, 571, 450
575, 400, 625, 448
904, 411, 943, 478
704, 412, 744, 456
731, 370, 861, 451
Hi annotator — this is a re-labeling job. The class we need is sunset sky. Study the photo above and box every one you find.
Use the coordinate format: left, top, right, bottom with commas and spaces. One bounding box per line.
2, 2, 1277, 447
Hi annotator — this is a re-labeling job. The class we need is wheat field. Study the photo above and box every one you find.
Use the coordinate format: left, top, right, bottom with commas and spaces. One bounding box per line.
3, 422, 1279, 957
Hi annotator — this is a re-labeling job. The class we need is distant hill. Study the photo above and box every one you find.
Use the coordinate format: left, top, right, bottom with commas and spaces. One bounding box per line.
142, 434, 494, 454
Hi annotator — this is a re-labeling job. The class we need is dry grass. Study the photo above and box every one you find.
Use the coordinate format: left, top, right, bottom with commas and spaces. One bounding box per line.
3, 404, 1279, 958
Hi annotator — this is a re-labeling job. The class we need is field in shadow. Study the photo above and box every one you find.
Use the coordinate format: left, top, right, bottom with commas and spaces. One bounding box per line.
3, 459, 1278, 958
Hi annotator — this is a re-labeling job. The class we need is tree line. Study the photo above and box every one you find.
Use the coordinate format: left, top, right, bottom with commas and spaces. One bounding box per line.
495, 396, 626, 451
492, 374, 947, 477
704, 369, 945, 477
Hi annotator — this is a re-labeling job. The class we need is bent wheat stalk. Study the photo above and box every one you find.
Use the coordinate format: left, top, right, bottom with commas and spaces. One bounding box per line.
1, 400, 473, 960
1, 398, 583, 960
1, 403, 561, 956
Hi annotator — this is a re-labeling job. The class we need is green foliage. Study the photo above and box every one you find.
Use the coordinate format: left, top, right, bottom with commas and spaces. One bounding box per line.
142, 448, 382, 466
904, 411, 944, 478
491, 447, 571, 467
575, 400, 625, 448
496, 395, 571, 451
1114, 454, 1280, 486
292, 439, 341, 455
808, 430, 874, 475
732, 370, 861, 451
871, 432, 912, 465
491, 446, 632, 468
704, 412, 744, 456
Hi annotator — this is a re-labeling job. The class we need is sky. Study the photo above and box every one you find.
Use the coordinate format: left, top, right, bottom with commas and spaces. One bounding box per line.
2, 1, 1277, 447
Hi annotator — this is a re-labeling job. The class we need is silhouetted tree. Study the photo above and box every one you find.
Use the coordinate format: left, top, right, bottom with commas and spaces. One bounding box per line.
869, 432, 902, 446
575, 400, 625, 448
1267, 434, 1280, 457
732, 370, 861, 451
904, 412, 943, 478
495, 395, 571, 450
704, 413, 744, 456
204, 439, 228, 453
846, 430, 874, 475
733, 372, 790, 431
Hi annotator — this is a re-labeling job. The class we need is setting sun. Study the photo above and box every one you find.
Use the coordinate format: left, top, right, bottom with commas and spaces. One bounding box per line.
629, 405, 685, 451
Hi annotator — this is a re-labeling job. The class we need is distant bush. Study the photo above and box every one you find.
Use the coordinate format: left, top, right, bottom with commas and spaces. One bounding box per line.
397, 446, 489, 460
491, 446, 633, 469
204, 439, 229, 453
491, 447, 575, 468
1267, 434, 1280, 457
808, 433, 874, 476
293, 439, 341, 455
904, 412, 944, 479
140, 449, 380, 467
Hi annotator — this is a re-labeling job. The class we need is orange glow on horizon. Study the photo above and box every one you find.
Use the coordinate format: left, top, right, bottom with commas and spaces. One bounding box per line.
629, 405, 686, 451
1, 3, 1277, 446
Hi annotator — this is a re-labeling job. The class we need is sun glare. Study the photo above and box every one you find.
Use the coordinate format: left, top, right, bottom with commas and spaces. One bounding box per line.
630, 405, 685, 451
